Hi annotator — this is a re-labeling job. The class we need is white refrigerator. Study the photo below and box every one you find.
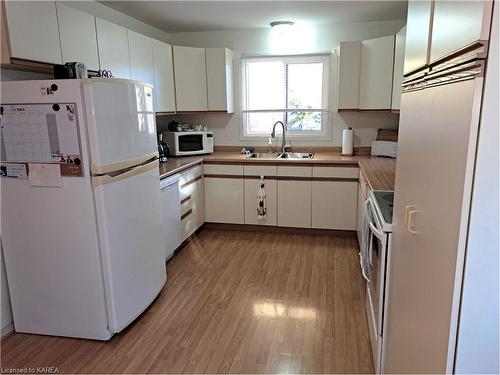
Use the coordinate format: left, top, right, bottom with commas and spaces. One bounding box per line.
0, 78, 166, 340
381, 2, 496, 373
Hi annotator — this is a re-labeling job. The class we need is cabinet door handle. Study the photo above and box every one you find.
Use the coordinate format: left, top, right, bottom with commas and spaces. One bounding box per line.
181, 209, 193, 221
405, 205, 416, 226
407, 209, 420, 234
181, 195, 192, 205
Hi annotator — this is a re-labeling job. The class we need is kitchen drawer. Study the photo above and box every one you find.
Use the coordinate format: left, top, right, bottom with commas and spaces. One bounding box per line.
244, 164, 277, 176
180, 191, 195, 215
277, 165, 312, 178
312, 165, 359, 179
179, 164, 203, 187
204, 163, 243, 175
181, 207, 197, 239
181, 177, 204, 241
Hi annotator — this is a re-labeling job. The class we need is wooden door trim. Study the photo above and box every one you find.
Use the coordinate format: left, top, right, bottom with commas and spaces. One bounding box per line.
204, 174, 243, 179
313, 177, 359, 182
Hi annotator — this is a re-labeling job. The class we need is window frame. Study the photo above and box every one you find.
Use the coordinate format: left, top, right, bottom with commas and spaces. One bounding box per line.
241, 53, 332, 141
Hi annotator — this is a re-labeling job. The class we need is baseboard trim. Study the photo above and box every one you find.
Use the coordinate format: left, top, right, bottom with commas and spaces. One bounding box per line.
204, 222, 356, 238
1, 323, 14, 340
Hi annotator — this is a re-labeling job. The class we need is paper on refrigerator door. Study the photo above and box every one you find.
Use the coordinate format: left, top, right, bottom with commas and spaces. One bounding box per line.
28, 164, 63, 187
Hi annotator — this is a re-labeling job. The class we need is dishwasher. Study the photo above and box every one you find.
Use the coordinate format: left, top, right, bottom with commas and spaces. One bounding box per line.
160, 174, 182, 261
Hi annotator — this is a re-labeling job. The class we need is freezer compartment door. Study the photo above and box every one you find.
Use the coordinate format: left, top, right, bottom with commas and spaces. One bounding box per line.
93, 159, 166, 332
83, 79, 157, 172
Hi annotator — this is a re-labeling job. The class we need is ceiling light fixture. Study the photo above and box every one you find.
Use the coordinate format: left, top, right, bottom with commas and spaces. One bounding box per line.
270, 20, 295, 35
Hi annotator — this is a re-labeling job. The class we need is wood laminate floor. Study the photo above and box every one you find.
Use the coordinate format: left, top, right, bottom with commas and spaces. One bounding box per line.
0, 229, 373, 374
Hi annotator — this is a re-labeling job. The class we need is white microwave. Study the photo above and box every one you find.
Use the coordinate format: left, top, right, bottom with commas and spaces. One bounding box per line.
164, 131, 214, 156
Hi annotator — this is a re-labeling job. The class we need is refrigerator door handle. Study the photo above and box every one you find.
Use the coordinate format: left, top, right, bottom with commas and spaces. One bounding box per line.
92, 158, 159, 188
91, 151, 159, 175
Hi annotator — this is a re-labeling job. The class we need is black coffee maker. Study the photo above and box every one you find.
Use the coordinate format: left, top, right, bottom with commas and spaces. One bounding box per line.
158, 133, 169, 163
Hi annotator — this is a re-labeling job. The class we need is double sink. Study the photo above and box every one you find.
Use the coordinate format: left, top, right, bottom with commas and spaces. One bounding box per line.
247, 152, 315, 160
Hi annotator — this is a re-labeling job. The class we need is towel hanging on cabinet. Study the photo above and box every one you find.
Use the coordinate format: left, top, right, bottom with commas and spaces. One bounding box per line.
257, 176, 267, 220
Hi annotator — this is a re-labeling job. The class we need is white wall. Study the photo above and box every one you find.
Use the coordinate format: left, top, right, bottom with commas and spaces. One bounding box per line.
454, 3, 499, 373
159, 19, 405, 147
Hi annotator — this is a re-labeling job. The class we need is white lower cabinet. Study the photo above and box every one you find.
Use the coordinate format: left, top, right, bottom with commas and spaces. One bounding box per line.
243, 165, 278, 226
204, 164, 244, 224
277, 180, 312, 228
277, 164, 312, 228
312, 181, 358, 230
179, 164, 204, 241
311, 165, 358, 230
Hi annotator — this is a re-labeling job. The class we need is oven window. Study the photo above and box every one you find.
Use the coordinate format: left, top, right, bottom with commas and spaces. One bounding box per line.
178, 134, 203, 152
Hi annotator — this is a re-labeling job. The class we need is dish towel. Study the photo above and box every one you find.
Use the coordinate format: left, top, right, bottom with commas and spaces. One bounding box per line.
257, 176, 267, 220
359, 199, 371, 281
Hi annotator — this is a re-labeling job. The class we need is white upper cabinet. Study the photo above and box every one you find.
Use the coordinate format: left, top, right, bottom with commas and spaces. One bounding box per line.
404, 0, 432, 75
56, 3, 99, 70
337, 41, 362, 110
173, 46, 208, 112
359, 35, 395, 110
152, 40, 176, 113
127, 30, 155, 85
205, 48, 234, 113
96, 18, 131, 79
4, 1, 62, 64
392, 26, 406, 111
430, 1, 493, 63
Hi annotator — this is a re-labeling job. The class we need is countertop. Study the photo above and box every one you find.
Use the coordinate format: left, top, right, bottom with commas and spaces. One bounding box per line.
159, 152, 396, 191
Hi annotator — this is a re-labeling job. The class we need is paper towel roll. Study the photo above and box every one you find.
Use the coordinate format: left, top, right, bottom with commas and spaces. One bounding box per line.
342, 127, 354, 156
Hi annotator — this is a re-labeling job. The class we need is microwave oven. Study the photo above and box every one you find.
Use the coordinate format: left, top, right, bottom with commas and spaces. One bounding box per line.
164, 131, 214, 156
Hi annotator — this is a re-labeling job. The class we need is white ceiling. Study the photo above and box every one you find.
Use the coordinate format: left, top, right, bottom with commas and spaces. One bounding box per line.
100, 1, 408, 33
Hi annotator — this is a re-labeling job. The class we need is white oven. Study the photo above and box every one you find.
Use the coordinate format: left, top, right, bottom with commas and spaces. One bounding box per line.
361, 190, 393, 374
164, 131, 214, 156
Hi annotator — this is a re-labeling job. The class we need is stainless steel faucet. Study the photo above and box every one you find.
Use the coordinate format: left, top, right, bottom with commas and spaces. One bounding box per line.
271, 121, 287, 153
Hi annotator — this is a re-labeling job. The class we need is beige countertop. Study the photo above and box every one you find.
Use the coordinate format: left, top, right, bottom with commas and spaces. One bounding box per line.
159, 152, 396, 191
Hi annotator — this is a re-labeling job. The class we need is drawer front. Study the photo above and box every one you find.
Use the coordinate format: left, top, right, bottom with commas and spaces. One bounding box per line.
179, 164, 203, 188
180, 175, 202, 201
277, 165, 312, 178
181, 191, 195, 215
181, 208, 196, 240
244, 164, 277, 177
204, 163, 243, 175
313, 166, 359, 179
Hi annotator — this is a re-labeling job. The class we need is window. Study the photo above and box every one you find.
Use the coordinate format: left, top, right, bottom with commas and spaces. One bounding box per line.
242, 54, 331, 139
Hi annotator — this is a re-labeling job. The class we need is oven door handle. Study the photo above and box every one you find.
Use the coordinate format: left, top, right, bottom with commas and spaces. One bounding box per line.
369, 221, 386, 244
